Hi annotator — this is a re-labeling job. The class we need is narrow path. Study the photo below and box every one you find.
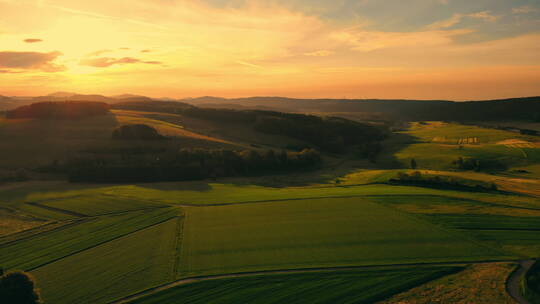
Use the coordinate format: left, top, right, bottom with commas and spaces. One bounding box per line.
110, 258, 522, 304
507, 259, 535, 304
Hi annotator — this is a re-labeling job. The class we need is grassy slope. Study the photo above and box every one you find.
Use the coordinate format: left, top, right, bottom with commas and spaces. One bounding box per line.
33, 218, 180, 304
369, 195, 540, 257
131, 267, 461, 304
385, 121, 540, 175
0, 111, 236, 169
0, 208, 177, 270
179, 197, 507, 277
378, 262, 516, 304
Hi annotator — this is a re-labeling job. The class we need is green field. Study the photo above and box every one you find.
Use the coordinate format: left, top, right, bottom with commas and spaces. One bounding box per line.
0, 208, 178, 270
131, 267, 462, 304
179, 197, 508, 277
33, 218, 181, 304
1, 119, 539, 303
383, 121, 540, 174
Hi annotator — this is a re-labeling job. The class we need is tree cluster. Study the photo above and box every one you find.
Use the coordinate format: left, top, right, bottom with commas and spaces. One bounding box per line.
452, 157, 507, 172
65, 148, 322, 183
112, 124, 166, 140
391, 171, 498, 192
0, 269, 42, 304
6, 101, 110, 119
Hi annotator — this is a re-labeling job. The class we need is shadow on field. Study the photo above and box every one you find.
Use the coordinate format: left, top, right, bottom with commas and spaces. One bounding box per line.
372, 132, 419, 169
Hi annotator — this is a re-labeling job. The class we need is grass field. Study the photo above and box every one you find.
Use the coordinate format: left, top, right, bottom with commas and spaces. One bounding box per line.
130, 267, 462, 304
33, 218, 181, 304
179, 197, 508, 277
0, 208, 178, 270
1, 118, 539, 302
379, 262, 516, 304
0, 207, 46, 236
382, 121, 540, 174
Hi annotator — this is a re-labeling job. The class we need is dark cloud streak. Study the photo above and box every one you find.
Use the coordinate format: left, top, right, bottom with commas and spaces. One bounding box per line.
0, 51, 65, 72
24, 38, 43, 43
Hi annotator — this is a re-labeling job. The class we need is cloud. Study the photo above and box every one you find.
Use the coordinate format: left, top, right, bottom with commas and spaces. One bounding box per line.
24, 38, 43, 43
141, 49, 152, 53
427, 11, 498, 30
332, 28, 471, 52
0, 51, 65, 72
87, 49, 112, 56
0, 69, 23, 73
80, 56, 162, 67
304, 50, 334, 57
468, 11, 499, 22
236, 60, 263, 69
513, 6, 538, 14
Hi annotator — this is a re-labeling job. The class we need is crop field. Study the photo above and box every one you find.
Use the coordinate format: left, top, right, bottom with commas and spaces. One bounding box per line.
0, 208, 178, 270
178, 197, 508, 277
1, 119, 539, 303
426, 214, 540, 257
131, 266, 462, 304
32, 218, 181, 304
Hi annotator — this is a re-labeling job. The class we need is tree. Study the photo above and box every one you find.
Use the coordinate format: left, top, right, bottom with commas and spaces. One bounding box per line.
410, 158, 417, 169
0, 271, 42, 304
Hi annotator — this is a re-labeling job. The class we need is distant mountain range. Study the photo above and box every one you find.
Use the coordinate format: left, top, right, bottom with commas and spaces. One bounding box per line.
1, 93, 539, 122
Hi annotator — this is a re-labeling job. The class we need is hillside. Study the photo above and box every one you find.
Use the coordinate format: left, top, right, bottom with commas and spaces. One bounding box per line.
182, 96, 540, 122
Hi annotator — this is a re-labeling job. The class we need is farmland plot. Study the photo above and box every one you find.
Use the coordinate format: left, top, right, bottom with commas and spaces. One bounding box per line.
33, 218, 181, 304
179, 197, 508, 277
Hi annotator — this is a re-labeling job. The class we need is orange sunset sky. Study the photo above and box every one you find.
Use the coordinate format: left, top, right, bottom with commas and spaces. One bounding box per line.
1, 0, 539, 100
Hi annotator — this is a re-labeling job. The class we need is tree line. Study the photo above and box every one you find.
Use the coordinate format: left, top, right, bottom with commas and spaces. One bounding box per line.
60, 147, 322, 183
113, 101, 388, 154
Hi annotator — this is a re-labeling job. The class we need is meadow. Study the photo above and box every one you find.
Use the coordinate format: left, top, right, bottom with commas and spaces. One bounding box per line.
0, 117, 539, 303
178, 197, 508, 277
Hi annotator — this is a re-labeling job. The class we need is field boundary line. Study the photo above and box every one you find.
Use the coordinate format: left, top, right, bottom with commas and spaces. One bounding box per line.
109, 258, 524, 304
171, 214, 185, 279
25, 202, 87, 217
174, 193, 540, 212
26, 215, 179, 272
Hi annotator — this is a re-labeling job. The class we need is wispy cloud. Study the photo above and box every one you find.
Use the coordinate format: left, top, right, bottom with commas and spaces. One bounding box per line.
513, 6, 538, 14
427, 11, 499, 30
80, 56, 162, 67
304, 50, 334, 57
236, 60, 263, 69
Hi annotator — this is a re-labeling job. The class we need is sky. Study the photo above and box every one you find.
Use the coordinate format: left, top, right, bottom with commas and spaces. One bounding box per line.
0, 0, 539, 100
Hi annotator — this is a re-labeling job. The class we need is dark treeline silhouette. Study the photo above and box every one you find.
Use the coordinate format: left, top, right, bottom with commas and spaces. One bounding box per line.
0, 268, 42, 304
452, 157, 507, 172
112, 124, 166, 140
6, 101, 110, 119
64, 148, 322, 183
390, 171, 498, 193
182, 96, 540, 122
113, 101, 388, 153
112, 100, 193, 113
